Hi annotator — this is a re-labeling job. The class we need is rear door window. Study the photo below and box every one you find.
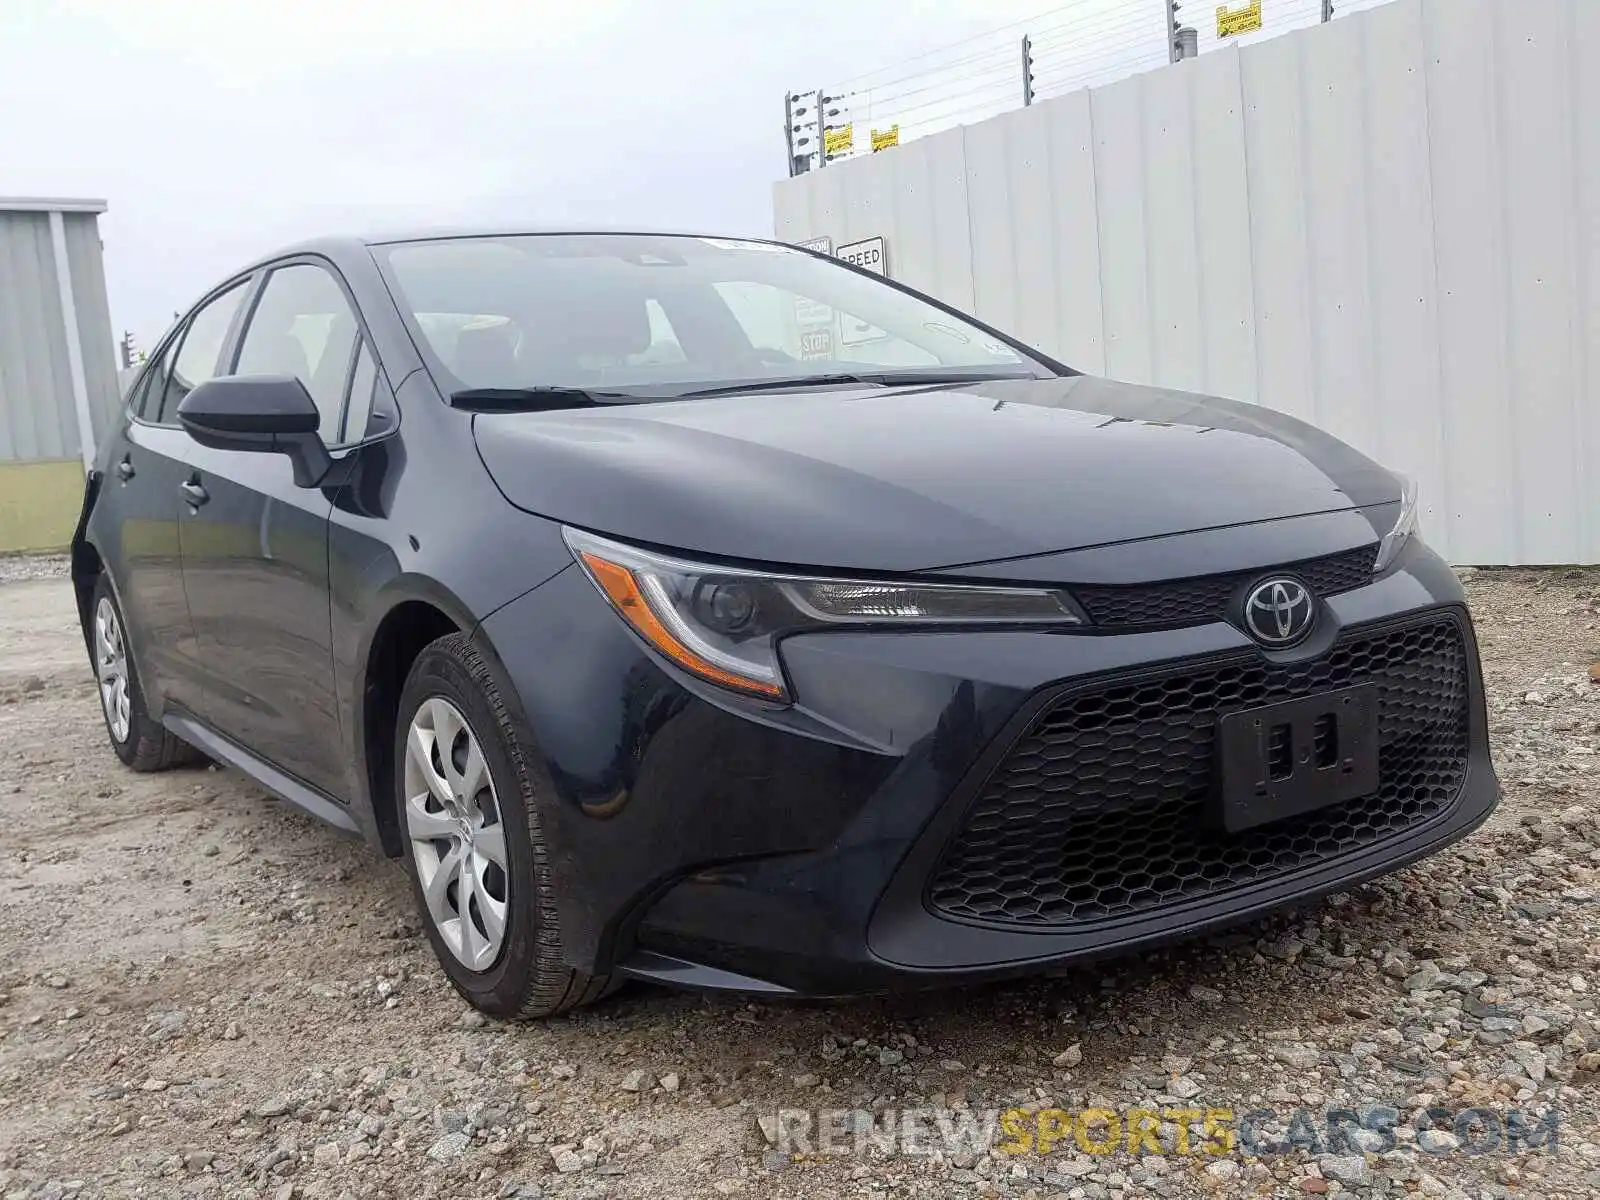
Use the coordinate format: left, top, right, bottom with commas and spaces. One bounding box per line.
154, 282, 250, 425
125, 363, 157, 419
138, 337, 182, 425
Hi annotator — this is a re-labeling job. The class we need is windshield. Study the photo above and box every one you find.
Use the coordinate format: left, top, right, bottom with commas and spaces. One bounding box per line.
374, 233, 1054, 399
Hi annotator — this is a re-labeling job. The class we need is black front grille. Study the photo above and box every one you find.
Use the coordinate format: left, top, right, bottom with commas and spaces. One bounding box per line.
1074, 545, 1378, 630
927, 614, 1470, 928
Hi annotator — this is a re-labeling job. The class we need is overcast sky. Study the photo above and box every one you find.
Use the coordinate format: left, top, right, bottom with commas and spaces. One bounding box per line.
2, 0, 1068, 349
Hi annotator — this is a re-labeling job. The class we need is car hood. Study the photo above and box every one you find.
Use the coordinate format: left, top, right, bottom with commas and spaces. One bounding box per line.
473, 375, 1401, 573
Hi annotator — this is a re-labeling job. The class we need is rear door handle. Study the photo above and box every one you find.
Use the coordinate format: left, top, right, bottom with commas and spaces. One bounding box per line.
180, 480, 209, 508
115, 456, 135, 481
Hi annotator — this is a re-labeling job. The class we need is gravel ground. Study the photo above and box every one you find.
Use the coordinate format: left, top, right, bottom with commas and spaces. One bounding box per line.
0, 555, 69, 586
0, 562, 1597, 1200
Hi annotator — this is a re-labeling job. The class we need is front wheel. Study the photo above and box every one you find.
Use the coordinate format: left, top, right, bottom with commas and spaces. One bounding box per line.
395, 633, 612, 1018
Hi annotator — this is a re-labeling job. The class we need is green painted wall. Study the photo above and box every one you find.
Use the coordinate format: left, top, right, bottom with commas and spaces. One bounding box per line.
0, 459, 85, 552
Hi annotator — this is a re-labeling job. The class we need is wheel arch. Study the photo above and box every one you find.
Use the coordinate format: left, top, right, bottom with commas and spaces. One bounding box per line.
354, 577, 481, 858
70, 486, 155, 718
69, 470, 105, 668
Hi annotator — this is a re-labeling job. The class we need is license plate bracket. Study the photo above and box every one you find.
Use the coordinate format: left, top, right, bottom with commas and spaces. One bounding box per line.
1216, 684, 1379, 833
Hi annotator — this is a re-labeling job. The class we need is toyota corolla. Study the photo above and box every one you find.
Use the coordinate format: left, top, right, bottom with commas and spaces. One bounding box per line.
73, 229, 1498, 1016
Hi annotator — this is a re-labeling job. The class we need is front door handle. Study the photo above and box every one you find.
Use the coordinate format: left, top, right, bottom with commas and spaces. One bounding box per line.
115, 456, 135, 482
180, 480, 209, 508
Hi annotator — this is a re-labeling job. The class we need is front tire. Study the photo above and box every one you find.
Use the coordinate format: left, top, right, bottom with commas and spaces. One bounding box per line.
90, 575, 200, 772
395, 633, 611, 1018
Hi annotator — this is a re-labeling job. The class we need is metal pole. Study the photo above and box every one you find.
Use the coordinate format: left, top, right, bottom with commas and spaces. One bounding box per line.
1322, 0, 1334, 20
819, 92, 829, 167
784, 92, 797, 178
1166, 1, 1180, 64
1021, 35, 1034, 106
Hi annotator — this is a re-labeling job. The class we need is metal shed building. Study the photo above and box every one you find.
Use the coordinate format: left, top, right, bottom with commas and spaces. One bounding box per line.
0, 197, 121, 552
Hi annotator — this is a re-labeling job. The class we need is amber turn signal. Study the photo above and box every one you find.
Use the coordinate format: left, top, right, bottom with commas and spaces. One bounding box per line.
578, 551, 786, 699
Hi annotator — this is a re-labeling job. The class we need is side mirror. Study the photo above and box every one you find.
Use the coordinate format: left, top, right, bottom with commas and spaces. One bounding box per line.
178, 376, 332, 488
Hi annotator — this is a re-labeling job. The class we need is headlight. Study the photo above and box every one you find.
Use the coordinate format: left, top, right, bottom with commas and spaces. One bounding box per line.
1372, 475, 1419, 573
564, 528, 1086, 700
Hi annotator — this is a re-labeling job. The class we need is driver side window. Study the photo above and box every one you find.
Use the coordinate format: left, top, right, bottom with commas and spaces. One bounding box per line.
233, 264, 361, 444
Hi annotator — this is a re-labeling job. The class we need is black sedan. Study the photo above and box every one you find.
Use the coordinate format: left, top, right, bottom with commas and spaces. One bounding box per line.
73, 229, 1498, 1016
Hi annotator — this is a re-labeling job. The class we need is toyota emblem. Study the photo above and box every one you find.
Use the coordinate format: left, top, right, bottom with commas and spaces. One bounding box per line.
1243, 577, 1317, 646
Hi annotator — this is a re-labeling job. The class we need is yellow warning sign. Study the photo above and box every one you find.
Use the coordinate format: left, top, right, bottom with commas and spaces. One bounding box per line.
870, 125, 900, 153
823, 124, 853, 156
1217, 0, 1262, 38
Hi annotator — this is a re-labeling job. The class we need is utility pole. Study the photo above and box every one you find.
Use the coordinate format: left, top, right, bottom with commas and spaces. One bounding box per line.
1322, 0, 1335, 20
820, 91, 850, 166
784, 92, 796, 177
1168, 1, 1198, 62
787, 89, 822, 175
1021, 35, 1034, 107
780, 92, 800, 178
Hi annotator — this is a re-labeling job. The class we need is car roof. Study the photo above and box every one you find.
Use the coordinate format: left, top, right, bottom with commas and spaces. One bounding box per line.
243, 226, 783, 270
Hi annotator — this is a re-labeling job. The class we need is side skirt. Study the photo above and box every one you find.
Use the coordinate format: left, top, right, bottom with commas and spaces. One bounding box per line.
163, 712, 361, 835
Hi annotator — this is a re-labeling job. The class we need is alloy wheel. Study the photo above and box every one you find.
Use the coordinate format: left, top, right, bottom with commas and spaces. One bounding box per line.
94, 596, 131, 743
403, 696, 510, 971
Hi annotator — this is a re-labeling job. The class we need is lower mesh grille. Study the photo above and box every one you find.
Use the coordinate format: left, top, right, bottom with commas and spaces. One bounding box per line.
926, 614, 1471, 928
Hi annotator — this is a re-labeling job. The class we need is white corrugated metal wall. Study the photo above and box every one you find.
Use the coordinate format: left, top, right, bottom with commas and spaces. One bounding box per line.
60, 211, 124, 446
0, 200, 120, 466
773, 0, 1600, 566
0, 209, 82, 461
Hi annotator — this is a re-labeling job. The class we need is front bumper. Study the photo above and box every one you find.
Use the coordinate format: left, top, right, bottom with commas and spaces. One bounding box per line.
478, 537, 1498, 996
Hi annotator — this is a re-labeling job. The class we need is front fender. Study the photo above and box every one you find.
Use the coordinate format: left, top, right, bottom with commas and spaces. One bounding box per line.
474, 566, 896, 976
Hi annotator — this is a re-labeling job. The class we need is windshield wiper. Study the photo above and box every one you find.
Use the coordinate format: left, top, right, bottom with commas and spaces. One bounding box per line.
451, 369, 1043, 410
674, 369, 1040, 400
448, 386, 646, 411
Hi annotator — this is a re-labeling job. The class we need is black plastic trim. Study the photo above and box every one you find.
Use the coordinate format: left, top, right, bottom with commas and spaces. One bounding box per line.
164, 712, 361, 834
615, 949, 797, 995
866, 604, 1496, 971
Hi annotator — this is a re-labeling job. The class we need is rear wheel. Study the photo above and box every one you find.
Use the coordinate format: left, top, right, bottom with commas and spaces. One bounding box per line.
91, 576, 200, 771
396, 633, 612, 1018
